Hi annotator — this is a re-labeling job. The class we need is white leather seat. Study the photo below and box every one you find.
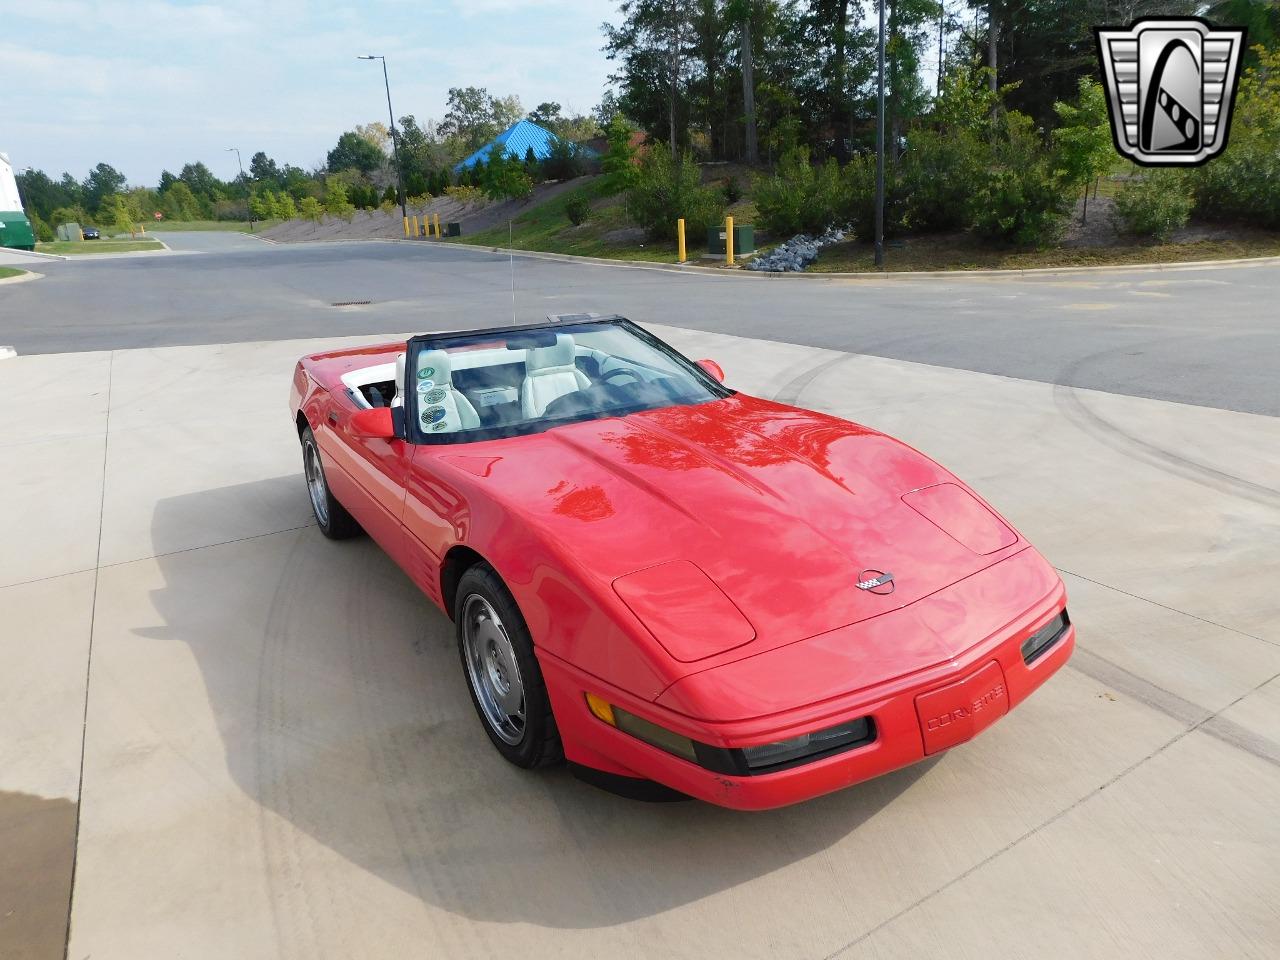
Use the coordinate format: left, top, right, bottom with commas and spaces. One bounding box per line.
521, 334, 589, 418
413, 348, 481, 434
391, 353, 407, 408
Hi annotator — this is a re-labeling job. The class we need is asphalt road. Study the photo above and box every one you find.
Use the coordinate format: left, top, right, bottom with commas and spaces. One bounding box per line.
1, 232, 1277, 416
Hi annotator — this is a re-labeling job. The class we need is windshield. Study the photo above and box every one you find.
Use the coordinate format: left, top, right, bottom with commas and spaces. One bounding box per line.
405, 318, 729, 442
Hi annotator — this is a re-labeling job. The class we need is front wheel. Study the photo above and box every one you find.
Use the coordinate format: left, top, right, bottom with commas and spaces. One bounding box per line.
300, 426, 361, 539
455, 564, 562, 768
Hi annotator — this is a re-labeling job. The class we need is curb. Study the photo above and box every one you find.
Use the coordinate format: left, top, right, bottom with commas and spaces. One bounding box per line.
4, 248, 67, 262
248, 233, 1280, 279
463, 243, 1280, 279
0, 270, 44, 286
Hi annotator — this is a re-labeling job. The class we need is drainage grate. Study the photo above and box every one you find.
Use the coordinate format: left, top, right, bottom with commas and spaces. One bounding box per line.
332, 300, 372, 307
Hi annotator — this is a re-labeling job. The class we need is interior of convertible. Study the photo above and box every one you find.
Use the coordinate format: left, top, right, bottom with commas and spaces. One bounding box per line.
340, 319, 725, 438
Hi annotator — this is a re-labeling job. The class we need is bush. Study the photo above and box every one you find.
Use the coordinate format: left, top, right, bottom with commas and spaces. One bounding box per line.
1112, 170, 1192, 241
625, 148, 725, 241
839, 154, 906, 242
898, 128, 984, 233
753, 147, 843, 235
212, 199, 249, 221
971, 113, 1071, 247
479, 144, 534, 201
1188, 44, 1280, 228
723, 175, 743, 204
565, 192, 592, 225
445, 184, 485, 204
30, 212, 55, 242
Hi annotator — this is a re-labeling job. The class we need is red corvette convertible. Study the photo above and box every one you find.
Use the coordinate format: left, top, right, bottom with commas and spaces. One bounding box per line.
289, 315, 1073, 810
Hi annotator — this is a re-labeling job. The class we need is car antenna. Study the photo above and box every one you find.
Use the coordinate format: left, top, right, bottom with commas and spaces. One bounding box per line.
508, 220, 517, 325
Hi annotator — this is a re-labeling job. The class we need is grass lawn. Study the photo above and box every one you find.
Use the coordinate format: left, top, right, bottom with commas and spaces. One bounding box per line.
0, 267, 25, 280
808, 232, 1280, 273
456, 183, 728, 264
146, 220, 279, 232
37, 239, 167, 255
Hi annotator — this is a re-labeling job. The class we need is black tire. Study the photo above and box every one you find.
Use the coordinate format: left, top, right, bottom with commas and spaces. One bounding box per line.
454, 564, 562, 769
299, 426, 361, 540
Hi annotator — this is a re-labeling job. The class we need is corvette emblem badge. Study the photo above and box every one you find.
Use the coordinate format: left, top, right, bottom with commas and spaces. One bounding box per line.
1095, 17, 1246, 166
856, 570, 895, 594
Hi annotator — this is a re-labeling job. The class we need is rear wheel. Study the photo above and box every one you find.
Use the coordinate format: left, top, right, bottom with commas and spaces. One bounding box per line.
455, 564, 562, 768
300, 426, 361, 539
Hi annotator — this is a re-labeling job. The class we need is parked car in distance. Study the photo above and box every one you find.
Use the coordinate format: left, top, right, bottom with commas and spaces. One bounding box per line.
288, 313, 1075, 809
81, 225, 100, 239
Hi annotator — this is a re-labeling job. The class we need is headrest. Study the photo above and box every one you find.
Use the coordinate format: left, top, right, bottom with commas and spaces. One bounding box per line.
414, 348, 452, 389
525, 334, 575, 372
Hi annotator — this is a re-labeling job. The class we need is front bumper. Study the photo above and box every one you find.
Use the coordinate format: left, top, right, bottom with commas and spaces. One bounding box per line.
540, 568, 1074, 811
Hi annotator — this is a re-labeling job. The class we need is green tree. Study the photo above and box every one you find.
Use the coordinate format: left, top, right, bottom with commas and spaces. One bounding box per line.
527, 101, 564, 128
1053, 77, 1113, 224
249, 151, 282, 185
324, 176, 356, 219
299, 196, 324, 223
178, 162, 222, 207
327, 132, 385, 174
249, 190, 272, 221
83, 162, 127, 211
160, 181, 201, 221
478, 143, 533, 200
100, 194, 138, 237
275, 192, 298, 220
600, 115, 640, 194
439, 87, 523, 153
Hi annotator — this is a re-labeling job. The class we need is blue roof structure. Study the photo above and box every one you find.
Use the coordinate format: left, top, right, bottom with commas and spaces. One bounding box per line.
453, 119, 597, 173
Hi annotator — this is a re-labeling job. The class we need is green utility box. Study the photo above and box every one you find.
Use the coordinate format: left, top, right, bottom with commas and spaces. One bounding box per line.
706, 223, 754, 256
444, 221, 462, 237
0, 212, 36, 251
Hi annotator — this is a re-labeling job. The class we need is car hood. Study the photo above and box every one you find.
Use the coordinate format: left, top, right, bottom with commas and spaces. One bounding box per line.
448, 394, 1027, 673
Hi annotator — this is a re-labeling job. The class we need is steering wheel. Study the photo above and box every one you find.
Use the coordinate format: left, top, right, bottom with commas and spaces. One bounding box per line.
599, 367, 642, 387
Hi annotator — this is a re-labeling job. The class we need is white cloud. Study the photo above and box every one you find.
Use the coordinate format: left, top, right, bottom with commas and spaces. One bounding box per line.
1, 0, 620, 183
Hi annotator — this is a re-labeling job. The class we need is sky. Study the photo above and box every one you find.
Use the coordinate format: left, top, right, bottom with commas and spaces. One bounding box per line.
0, 0, 620, 186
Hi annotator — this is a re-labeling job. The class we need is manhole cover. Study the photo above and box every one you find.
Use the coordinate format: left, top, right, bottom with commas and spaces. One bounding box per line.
332, 300, 372, 307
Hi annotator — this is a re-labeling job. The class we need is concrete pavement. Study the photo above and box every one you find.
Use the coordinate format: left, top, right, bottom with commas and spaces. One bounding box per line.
1, 237, 1277, 415
1, 324, 1276, 959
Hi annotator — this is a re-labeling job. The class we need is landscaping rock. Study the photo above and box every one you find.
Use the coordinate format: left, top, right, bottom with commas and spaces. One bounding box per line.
746, 225, 848, 272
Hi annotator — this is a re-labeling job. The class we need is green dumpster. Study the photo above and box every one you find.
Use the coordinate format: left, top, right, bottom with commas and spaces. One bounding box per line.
0, 211, 36, 251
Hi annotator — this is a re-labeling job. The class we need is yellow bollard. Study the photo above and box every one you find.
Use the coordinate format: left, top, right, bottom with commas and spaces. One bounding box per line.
434, 212, 441, 238
403, 216, 410, 238
677, 218, 686, 263
725, 215, 734, 266
411, 215, 420, 238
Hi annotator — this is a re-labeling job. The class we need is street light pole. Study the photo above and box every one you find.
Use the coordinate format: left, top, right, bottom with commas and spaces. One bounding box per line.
874, 0, 886, 268
358, 55, 407, 222
227, 146, 253, 231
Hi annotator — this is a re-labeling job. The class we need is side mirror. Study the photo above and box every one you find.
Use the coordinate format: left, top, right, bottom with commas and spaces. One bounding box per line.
348, 406, 397, 439
696, 359, 725, 383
